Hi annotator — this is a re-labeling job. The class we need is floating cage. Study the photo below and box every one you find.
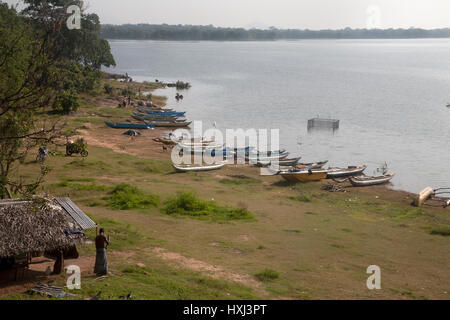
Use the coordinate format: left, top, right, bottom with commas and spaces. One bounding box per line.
307, 118, 340, 130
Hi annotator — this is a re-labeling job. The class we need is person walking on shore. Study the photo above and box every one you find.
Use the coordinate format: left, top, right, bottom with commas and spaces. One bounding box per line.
94, 228, 110, 276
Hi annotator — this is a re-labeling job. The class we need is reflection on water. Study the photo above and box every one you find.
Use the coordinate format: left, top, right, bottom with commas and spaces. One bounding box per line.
106, 39, 450, 193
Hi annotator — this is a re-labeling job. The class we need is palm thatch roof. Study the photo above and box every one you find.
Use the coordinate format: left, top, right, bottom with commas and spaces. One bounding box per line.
0, 197, 86, 258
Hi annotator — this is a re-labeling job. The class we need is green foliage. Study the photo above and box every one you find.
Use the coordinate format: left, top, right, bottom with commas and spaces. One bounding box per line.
104, 83, 115, 95
219, 177, 259, 186
23, 0, 116, 69
288, 194, 314, 203
254, 269, 280, 282
161, 191, 254, 222
121, 87, 136, 97
106, 183, 160, 210
84, 216, 143, 251
429, 227, 450, 237
52, 181, 111, 192
101, 23, 450, 41
53, 91, 80, 114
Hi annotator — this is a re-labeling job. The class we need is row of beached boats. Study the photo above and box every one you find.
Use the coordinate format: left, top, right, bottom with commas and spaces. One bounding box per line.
170, 139, 395, 187
105, 104, 191, 129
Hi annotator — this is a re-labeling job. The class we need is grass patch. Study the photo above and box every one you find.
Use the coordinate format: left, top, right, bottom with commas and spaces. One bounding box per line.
106, 184, 160, 210
65, 159, 107, 169
61, 177, 96, 183
117, 158, 172, 174
51, 181, 111, 192
75, 263, 256, 300
288, 194, 314, 203
161, 191, 254, 222
255, 269, 280, 282
219, 176, 259, 186
83, 216, 144, 252
429, 226, 450, 237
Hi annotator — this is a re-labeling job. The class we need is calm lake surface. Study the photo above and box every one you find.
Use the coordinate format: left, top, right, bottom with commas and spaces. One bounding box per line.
106, 39, 450, 193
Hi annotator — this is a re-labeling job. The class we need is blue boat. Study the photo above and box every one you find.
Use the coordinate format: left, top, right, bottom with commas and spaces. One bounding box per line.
105, 122, 155, 129
141, 109, 186, 116
133, 112, 180, 120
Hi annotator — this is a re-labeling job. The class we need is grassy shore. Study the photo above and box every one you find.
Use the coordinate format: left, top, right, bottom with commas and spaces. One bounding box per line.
1, 78, 449, 300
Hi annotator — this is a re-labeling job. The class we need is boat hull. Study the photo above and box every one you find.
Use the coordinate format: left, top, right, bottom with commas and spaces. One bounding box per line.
280, 170, 328, 182
326, 166, 367, 179
105, 122, 155, 129
349, 173, 395, 187
173, 163, 225, 172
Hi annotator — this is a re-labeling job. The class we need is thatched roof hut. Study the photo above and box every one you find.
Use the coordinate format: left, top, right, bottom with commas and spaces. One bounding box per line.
0, 197, 93, 258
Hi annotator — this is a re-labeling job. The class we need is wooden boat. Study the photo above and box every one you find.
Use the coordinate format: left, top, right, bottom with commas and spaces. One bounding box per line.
133, 112, 180, 120
247, 153, 289, 162
173, 162, 225, 172
227, 146, 255, 154
151, 121, 191, 128
349, 173, 395, 187
140, 108, 186, 116
326, 165, 367, 179
296, 161, 328, 169
246, 150, 289, 162
105, 122, 155, 129
199, 148, 235, 157
139, 118, 192, 128
256, 157, 302, 167
280, 169, 328, 182
178, 140, 223, 150
253, 149, 287, 156
133, 115, 181, 123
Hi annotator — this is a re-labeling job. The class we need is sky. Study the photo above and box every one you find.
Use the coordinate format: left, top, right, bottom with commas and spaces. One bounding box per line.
4, 0, 450, 30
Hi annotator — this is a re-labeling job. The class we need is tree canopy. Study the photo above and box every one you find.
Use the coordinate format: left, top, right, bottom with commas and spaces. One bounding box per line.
0, 0, 115, 198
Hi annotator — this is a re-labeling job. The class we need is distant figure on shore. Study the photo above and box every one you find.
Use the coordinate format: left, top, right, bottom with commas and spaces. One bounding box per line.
94, 228, 110, 276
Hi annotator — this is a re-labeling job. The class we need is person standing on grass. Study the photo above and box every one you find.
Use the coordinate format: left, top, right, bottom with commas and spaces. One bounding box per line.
94, 228, 110, 276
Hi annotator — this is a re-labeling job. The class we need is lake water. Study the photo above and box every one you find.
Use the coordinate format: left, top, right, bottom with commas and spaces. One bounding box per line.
106, 39, 450, 193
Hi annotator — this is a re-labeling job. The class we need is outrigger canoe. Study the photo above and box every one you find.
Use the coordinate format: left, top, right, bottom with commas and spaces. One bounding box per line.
140, 119, 192, 128
246, 151, 289, 162
256, 157, 302, 167
105, 122, 155, 129
280, 169, 328, 182
349, 173, 395, 187
326, 165, 367, 179
133, 112, 180, 120
173, 162, 225, 172
140, 108, 186, 117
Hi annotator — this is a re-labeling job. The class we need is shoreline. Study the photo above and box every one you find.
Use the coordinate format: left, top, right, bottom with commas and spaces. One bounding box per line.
3, 75, 448, 300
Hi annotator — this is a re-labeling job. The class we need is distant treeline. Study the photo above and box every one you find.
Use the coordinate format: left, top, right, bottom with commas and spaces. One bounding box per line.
101, 24, 450, 40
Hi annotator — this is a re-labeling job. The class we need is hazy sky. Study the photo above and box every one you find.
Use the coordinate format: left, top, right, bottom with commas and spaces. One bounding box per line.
5, 0, 450, 29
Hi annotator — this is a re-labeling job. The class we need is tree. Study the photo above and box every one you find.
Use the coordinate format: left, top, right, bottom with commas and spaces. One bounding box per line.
0, 0, 116, 198
0, 3, 60, 198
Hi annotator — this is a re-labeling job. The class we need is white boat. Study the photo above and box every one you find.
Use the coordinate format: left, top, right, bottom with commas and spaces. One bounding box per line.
349, 173, 395, 187
173, 162, 225, 172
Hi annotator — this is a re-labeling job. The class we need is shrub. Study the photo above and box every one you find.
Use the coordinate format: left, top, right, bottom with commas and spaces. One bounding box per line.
288, 194, 313, 203
429, 227, 450, 236
121, 87, 135, 96
255, 269, 280, 282
53, 91, 80, 114
104, 83, 114, 95
106, 183, 160, 210
161, 191, 254, 222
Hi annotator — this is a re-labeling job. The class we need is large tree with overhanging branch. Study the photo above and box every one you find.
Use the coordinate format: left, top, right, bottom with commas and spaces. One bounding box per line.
0, 0, 115, 198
